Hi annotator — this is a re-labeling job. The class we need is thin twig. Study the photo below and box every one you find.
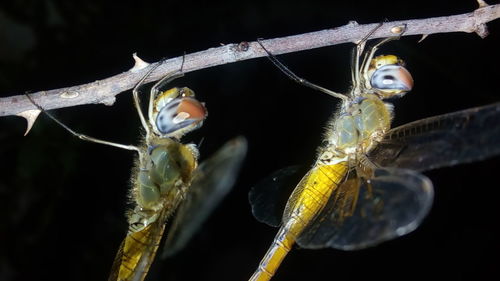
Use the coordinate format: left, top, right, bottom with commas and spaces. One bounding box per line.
1, 4, 499, 118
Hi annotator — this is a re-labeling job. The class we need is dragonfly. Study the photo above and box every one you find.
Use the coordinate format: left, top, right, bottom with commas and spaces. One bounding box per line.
26, 62, 247, 281
248, 26, 500, 281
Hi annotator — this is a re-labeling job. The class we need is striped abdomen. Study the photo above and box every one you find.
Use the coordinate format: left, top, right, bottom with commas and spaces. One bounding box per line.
250, 161, 348, 281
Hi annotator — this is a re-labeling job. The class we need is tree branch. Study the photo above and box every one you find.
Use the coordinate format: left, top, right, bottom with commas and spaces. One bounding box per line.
1, 3, 499, 119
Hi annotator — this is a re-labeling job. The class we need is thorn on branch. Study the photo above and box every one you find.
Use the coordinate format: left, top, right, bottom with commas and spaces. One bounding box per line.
130, 53, 151, 73
17, 109, 41, 136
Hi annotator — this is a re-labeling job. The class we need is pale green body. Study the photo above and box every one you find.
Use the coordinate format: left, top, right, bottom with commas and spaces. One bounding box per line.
128, 137, 198, 233
322, 95, 393, 165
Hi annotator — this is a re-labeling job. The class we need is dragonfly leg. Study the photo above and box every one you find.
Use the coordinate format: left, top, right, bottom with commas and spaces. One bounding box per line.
356, 153, 379, 179
360, 24, 407, 84
256, 39, 347, 101
132, 61, 168, 138
351, 22, 383, 89
25, 93, 141, 153
147, 56, 186, 130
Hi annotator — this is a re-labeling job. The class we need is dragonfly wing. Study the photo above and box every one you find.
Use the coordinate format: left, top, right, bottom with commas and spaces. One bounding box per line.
248, 165, 306, 227
161, 136, 248, 258
296, 167, 434, 250
108, 216, 167, 281
369, 102, 500, 172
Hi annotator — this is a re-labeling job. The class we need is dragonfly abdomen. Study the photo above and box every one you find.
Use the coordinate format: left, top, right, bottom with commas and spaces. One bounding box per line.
110, 223, 167, 281
250, 161, 349, 281
283, 161, 349, 236
249, 225, 294, 281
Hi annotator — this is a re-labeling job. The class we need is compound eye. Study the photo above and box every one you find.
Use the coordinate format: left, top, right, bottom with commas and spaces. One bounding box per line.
155, 97, 207, 136
371, 64, 413, 96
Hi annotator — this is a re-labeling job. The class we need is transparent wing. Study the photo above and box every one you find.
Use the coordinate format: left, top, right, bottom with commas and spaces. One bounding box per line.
369, 102, 500, 172
296, 167, 434, 250
108, 214, 167, 281
248, 165, 305, 227
161, 136, 248, 257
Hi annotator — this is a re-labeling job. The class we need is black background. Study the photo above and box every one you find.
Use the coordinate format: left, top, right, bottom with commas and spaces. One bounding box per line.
1, 1, 499, 281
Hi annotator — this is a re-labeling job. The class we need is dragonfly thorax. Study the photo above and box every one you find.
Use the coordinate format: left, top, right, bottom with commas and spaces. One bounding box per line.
324, 95, 392, 158
129, 138, 198, 231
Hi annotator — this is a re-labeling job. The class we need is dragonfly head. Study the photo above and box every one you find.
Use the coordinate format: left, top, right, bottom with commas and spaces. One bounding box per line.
150, 87, 207, 139
368, 55, 413, 99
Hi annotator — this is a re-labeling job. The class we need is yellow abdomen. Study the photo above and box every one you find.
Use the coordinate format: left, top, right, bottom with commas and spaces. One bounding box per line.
250, 161, 348, 281
109, 223, 165, 281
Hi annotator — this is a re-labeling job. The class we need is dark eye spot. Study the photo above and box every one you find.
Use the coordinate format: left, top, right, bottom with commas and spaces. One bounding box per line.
383, 75, 394, 80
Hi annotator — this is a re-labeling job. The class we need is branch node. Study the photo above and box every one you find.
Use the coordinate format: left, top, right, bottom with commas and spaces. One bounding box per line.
472, 4, 492, 38
101, 96, 116, 106
60, 90, 80, 99
475, 23, 489, 38
347, 20, 359, 27
230, 41, 250, 53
